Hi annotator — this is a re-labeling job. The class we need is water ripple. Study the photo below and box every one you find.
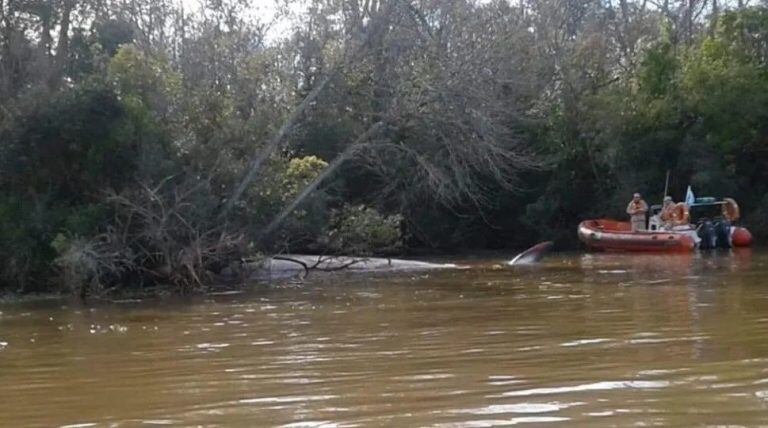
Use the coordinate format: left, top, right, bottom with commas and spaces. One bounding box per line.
498, 381, 670, 397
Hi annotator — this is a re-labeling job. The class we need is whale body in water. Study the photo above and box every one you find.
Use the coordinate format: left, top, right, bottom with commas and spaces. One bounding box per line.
507, 241, 554, 266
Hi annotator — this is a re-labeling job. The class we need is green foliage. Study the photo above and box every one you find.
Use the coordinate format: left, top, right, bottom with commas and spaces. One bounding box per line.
108, 45, 181, 115
716, 8, 768, 65
638, 41, 679, 98
0, 194, 55, 291
284, 156, 329, 195
1, 85, 135, 196
682, 38, 768, 150
243, 155, 332, 249
50, 234, 97, 295
249, 155, 329, 220
0, 80, 174, 291
324, 205, 404, 256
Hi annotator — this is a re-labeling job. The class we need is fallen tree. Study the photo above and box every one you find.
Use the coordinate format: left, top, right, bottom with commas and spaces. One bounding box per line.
54, 176, 250, 297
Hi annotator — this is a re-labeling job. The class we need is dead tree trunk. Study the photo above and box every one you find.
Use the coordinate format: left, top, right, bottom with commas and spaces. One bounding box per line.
258, 121, 385, 241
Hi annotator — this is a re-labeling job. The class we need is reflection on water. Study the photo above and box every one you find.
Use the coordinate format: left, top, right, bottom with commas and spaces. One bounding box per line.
2, 250, 768, 426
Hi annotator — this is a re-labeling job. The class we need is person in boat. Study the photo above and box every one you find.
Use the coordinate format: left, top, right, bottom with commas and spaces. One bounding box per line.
626, 192, 648, 232
660, 196, 676, 229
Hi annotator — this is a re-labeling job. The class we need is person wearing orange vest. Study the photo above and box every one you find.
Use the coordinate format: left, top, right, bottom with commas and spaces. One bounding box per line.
626, 193, 648, 232
659, 196, 676, 229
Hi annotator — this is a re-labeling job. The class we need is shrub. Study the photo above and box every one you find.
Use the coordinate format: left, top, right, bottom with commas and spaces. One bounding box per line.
323, 205, 403, 256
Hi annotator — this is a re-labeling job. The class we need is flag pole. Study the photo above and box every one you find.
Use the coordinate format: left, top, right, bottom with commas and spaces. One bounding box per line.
663, 170, 670, 201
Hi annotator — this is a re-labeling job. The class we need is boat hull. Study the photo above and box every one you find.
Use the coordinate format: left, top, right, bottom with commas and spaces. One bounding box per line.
732, 226, 753, 247
578, 219, 696, 252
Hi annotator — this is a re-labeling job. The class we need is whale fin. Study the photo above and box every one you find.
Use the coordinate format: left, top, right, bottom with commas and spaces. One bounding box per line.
508, 241, 554, 266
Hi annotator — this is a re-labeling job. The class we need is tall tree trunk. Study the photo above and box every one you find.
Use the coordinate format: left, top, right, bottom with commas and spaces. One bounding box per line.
0, 0, 14, 87
618, 0, 634, 61
258, 122, 384, 241
40, 6, 53, 57
685, 0, 694, 46
49, 0, 74, 90
0, 0, 8, 90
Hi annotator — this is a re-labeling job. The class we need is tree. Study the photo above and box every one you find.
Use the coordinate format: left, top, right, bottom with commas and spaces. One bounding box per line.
254, 0, 542, 243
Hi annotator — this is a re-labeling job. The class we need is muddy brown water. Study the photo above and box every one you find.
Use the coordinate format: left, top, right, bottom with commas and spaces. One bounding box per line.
2, 250, 768, 427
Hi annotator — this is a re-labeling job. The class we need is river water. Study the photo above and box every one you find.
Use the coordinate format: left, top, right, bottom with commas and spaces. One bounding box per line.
2, 250, 768, 427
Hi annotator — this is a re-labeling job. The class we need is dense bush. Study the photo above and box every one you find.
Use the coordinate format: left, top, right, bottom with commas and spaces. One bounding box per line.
322, 205, 404, 256
0, 85, 149, 291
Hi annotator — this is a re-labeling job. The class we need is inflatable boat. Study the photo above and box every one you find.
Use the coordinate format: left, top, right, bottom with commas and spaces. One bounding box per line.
578, 219, 697, 252
578, 195, 753, 252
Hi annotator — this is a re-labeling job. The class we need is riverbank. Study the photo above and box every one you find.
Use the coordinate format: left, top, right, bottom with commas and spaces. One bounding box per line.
0, 254, 468, 303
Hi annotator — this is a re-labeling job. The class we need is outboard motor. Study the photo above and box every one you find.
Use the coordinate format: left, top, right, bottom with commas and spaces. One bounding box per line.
697, 219, 717, 249
714, 219, 732, 248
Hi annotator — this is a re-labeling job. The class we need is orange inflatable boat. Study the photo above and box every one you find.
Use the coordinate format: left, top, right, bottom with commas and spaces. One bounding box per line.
578, 219, 696, 252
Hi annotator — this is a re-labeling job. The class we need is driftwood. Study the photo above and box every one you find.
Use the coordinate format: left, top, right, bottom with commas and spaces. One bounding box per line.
55, 177, 249, 297
272, 255, 365, 279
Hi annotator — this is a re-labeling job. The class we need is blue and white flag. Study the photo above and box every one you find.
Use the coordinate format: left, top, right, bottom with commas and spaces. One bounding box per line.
685, 185, 695, 205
